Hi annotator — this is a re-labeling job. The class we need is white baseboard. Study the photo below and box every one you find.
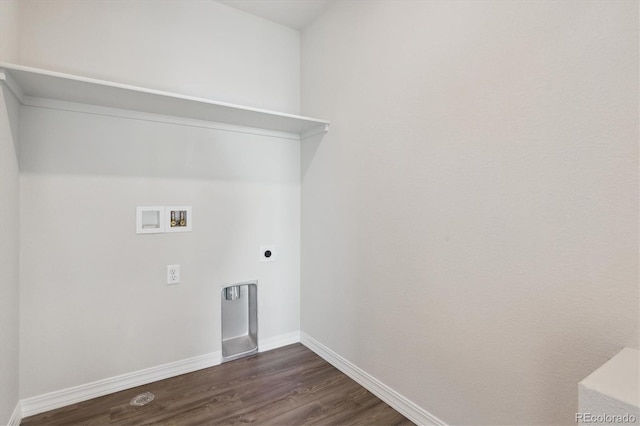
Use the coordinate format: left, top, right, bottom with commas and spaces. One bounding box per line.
19, 331, 301, 419
7, 400, 22, 426
20, 350, 222, 418
259, 330, 300, 352
300, 332, 447, 426
21, 332, 436, 423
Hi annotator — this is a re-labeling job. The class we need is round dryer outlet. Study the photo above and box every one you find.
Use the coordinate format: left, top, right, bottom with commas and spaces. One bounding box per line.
259, 245, 278, 262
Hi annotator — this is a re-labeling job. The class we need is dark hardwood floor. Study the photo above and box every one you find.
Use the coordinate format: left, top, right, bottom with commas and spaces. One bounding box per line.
21, 343, 413, 425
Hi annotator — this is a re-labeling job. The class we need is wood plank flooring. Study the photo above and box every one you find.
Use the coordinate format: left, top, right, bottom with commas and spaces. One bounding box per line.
21, 343, 413, 425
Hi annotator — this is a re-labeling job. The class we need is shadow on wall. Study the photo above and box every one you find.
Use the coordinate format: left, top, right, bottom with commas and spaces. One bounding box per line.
19, 106, 300, 184
301, 127, 326, 179
2, 87, 20, 154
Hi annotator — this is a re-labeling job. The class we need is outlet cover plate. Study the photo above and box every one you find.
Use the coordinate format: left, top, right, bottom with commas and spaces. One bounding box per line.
167, 264, 180, 284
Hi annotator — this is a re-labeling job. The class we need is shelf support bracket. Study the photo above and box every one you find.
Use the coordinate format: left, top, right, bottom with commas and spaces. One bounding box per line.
0, 68, 25, 104
301, 123, 330, 140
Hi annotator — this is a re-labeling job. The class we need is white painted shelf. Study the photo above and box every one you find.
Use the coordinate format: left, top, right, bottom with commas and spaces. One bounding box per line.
0, 63, 329, 138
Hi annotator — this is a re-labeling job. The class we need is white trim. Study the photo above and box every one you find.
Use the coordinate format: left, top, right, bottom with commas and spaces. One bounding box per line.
13, 336, 444, 424
19, 331, 300, 418
22, 97, 303, 141
259, 331, 300, 352
7, 400, 22, 426
300, 332, 447, 426
20, 351, 222, 418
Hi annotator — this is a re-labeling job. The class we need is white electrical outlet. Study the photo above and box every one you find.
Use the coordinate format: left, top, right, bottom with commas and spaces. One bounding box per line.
167, 264, 180, 285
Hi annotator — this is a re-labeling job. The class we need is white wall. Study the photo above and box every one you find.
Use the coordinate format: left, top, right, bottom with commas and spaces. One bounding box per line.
18, 0, 300, 114
0, 85, 21, 426
0, 0, 19, 63
301, 1, 639, 425
0, 1, 21, 421
16, 0, 302, 399
19, 107, 300, 397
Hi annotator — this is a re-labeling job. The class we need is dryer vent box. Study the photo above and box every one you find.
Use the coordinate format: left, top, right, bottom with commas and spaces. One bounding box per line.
136, 206, 165, 234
